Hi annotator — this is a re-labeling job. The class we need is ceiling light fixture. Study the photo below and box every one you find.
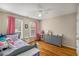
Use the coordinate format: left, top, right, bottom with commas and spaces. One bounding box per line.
38, 13, 42, 17
38, 13, 42, 19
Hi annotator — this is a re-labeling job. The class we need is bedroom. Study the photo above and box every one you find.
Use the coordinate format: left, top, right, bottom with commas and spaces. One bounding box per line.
0, 3, 78, 56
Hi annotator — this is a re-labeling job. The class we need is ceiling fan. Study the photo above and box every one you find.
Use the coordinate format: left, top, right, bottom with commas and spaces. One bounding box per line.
36, 4, 52, 19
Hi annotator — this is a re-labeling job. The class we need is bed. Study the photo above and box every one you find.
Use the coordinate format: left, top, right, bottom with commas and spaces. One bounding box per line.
3, 44, 39, 56
0, 34, 40, 56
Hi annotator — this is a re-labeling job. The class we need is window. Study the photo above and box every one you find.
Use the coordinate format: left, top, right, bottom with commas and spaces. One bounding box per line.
29, 22, 36, 38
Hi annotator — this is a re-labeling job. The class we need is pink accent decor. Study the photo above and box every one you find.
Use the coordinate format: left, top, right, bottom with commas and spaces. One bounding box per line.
0, 42, 4, 46
9, 40, 15, 45
34, 19, 40, 40
35, 19, 39, 35
8, 39, 15, 45
7, 16, 15, 34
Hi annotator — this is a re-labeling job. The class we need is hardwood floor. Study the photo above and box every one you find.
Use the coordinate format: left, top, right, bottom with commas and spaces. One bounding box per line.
36, 40, 77, 56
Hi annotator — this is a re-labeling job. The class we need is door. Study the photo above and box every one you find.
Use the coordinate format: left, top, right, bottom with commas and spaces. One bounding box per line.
15, 19, 23, 39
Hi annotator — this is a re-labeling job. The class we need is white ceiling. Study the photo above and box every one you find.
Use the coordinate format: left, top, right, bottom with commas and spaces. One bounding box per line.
0, 3, 77, 19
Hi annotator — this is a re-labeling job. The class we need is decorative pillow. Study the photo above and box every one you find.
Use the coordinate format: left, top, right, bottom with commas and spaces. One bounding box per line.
0, 37, 9, 49
7, 39, 28, 48
2, 41, 9, 48
0, 42, 4, 46
6, 33, 19, 41
7, 39, 16, 48
0, 37, 6, 42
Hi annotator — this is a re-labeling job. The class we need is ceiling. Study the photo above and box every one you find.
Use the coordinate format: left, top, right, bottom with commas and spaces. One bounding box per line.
0, 3, 77, 20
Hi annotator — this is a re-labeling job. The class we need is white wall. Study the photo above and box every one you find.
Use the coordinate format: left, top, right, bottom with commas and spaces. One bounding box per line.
76, 5, 79, 55
0, 12, 37, 38
0, 12, 8, 34
41, 13, 77, 49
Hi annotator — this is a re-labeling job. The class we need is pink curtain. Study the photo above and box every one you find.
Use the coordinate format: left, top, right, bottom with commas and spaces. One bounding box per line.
7, 16, 15, 34
34, 19, 41, 40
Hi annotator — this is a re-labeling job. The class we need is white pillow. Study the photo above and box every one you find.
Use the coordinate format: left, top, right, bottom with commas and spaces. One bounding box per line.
14, 39, 29, 48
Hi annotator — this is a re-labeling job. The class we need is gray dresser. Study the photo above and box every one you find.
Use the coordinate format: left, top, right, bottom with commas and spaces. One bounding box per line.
43, 34, 62, 47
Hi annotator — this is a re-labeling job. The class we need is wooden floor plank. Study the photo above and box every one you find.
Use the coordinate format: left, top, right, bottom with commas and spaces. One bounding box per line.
36, 40, 77, 56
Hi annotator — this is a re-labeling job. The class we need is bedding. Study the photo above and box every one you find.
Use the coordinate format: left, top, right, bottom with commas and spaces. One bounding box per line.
0, 36, 9, 49
2, 43, 38, 56
6, 33, 19, 41
9, 39, 29, 48
0, 34, 39, 56
17, 47, 40, 56
6, 33, 24, 48
0, 37, 6, 42
6, 44, 37, 56
0, 38, 39, 56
